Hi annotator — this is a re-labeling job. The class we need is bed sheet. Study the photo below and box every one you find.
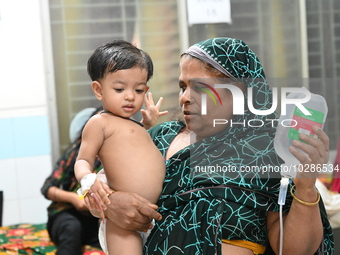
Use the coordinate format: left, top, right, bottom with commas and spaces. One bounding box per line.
0, 223, 104, 255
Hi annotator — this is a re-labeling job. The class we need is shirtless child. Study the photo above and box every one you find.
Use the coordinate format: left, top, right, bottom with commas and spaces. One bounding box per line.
74, 40, 166, 255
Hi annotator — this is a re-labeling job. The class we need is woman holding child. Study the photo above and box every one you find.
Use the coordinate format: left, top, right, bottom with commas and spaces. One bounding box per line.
94, 38, 333, 254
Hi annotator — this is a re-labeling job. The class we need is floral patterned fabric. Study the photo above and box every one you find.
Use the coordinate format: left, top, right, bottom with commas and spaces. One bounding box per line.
0, 223, 104, 255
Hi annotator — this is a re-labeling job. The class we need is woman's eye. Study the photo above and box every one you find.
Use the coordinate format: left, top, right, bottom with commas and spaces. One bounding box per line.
179, 86, 186, 92
114, 88, 123, 92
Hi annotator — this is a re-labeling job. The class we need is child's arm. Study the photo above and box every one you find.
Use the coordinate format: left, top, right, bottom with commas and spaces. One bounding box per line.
141, 92, 168, 129
74, 116, 104, 182
74, 116, 108, 220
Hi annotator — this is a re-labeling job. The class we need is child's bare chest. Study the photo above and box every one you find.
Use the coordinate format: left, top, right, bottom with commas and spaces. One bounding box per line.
101, 119, 152, 151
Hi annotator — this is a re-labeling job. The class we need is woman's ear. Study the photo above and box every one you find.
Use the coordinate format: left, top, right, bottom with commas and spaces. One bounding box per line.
92, 81, 103, 100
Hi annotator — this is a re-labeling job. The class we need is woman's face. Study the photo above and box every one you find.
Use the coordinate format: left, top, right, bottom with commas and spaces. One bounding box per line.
179, 57, 234, 141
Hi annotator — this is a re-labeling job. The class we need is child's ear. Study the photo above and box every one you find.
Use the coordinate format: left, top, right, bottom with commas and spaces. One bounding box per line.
145, 86, 150, 93
92, 81, 103, 100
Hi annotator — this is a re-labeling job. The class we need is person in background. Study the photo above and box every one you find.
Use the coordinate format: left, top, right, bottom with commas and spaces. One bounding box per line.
41, 106, 103, 255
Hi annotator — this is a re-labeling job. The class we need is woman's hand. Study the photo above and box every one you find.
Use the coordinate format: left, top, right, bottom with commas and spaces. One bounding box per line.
268, 126, 328, 254
141, 92, 168, 129
106, 191, 162, 232
290, 125, 329, 189
90, 170, 162, 232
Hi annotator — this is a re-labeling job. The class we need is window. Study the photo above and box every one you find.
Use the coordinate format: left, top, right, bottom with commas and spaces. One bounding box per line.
49, 0, 181, 152
49, 0, 340, 152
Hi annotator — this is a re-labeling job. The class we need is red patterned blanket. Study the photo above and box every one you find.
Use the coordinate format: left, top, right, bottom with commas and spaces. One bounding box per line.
0, 223, 104, 255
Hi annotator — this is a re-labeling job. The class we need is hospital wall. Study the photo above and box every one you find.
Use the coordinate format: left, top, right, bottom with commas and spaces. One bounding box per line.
0, 0, 54, 226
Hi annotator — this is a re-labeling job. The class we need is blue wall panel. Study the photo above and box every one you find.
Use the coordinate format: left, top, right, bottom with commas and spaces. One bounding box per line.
0, 115, 50, 159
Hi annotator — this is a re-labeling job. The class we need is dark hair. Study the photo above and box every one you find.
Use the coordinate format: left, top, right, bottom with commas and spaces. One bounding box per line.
181, 53, 226, 79
87, 40, 153, 82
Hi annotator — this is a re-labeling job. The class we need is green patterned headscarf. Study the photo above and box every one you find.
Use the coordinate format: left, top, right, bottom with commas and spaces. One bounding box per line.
184, 37, 281, 183
184, 36, 277, 129
185, 37, 265, 80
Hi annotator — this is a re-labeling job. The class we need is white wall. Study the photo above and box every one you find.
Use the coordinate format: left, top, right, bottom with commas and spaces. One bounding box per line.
0, 0, 55, 226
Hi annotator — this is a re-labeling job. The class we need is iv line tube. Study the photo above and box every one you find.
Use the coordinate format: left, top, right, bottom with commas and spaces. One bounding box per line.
278, 177, 290, 255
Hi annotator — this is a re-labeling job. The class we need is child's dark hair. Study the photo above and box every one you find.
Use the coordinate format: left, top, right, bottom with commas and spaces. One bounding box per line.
87, 40, 153, 82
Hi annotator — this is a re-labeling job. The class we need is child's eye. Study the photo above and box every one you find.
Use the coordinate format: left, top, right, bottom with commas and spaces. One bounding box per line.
136, 89, 144, 93
114, 88, 124, 92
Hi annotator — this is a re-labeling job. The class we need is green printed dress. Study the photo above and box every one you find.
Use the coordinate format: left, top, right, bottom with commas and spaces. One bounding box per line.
145, 121, 332, 255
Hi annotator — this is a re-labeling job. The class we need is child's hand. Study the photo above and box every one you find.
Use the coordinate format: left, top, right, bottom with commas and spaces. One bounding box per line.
84, 179, 113, 222
141, 92, 168, 129
88, 179, 113, 209
94, 179, 114, 206
84, 170, 113, 210
84, 191, 98, 210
